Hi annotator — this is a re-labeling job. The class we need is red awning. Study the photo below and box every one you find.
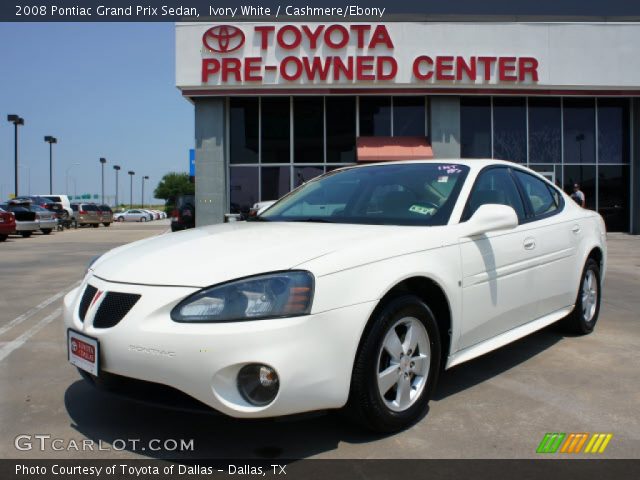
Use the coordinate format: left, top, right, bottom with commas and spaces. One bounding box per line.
356, 136, 434, 162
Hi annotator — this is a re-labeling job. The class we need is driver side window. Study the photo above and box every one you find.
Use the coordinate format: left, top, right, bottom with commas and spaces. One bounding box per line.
462, 168, 525, 222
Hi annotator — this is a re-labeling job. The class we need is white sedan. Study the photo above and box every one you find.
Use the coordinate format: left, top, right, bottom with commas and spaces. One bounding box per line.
64, 160, 606, 432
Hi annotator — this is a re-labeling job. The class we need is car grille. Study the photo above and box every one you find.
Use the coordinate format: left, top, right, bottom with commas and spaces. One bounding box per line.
93, 292, 141, 329
78, 285, 98, 322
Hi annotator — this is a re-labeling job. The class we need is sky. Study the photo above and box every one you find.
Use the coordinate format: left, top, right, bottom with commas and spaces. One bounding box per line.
0, 23, 193, 205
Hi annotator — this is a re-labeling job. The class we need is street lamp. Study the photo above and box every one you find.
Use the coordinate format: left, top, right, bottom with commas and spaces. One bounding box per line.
44, 136, 57, 194
141, 175, 149, 208
128, 171, 135, 209
7, 114, 25, 197
113, 165, 121, 207
99, 157, 107, 204
65, 163, 80, 197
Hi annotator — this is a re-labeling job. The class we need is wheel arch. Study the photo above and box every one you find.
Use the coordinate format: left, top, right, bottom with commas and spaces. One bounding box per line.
356, 275, 453, 369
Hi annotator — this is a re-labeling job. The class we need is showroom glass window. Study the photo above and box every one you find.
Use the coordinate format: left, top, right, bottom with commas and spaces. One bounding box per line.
493, 97, 526, 163
598, 165, 629, 232
597, 98, 630, 164
326, 97, 356, 163
563, 165, 596, 210
460, 97, 491, 158
563, 98, 596, 164
528, 98, 561, 164
359, 97, 391, 136
393, 97, 426, 136
230, 167, 259, 215
230, 98, 259, 164
261, 97, 290, 163
294, 97, 324, 164
262, 167, 291, 201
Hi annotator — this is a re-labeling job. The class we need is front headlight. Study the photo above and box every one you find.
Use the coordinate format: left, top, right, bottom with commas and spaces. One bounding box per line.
171, 271, 315, 322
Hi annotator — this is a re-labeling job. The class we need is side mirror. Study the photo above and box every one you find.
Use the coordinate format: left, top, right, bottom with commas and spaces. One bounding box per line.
465, 204, 518, 237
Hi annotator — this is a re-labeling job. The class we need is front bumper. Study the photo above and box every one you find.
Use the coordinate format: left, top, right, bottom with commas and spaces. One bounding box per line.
64, 275, 375, 418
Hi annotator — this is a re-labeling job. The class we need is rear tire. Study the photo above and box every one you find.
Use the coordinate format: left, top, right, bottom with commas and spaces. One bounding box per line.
103, 223, 111, 227
0, 234, 7, 242
345, 295, 441, 433
21, 232, 32, 238
561, 258, 601, 335
92, 223, 99, 228
41, 229, 52, 235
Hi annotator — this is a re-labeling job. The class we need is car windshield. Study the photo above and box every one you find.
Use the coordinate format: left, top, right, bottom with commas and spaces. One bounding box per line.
259, 163, 469, 226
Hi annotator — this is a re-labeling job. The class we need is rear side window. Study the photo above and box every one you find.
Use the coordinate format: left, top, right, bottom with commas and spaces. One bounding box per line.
84, 204, 98, 211
71, 205, 78, 211
513, 170, 559, 218
463, 167, 526, 222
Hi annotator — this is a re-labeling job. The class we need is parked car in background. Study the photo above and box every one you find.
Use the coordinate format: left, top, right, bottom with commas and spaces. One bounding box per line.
30, 205, 57, 235
171, 194, 195, 231
38, 194, 74, 221
0, 202, 38, 237
97, 205, 113, 227
248, 200, 277, 218
71, 203, 101, 227
0, 207, 16, 241
114, 209, 150, 222
141, 209, 156, 221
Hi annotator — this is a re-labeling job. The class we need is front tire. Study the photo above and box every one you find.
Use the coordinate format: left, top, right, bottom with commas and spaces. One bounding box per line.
140, 217, 146, 222
561, 258, 602, 335
346, 295, 441, 433
103, 223, 111, 227
41, 229, 52, 235
21, 232, 32, 238
0, 234, 7, 242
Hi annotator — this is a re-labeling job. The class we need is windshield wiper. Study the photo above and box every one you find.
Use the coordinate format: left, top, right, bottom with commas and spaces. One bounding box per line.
290, 218, 334, 223
247, 216, 270, 222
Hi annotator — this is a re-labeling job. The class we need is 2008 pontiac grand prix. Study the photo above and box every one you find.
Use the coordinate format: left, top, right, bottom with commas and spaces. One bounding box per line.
64, 160, 606, 432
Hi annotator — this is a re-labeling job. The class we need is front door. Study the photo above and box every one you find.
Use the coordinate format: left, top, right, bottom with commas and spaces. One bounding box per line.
458, 167, 538, 349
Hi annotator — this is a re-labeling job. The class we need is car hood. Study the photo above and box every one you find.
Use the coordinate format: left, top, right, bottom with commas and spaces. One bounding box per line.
91, 221, 442, 287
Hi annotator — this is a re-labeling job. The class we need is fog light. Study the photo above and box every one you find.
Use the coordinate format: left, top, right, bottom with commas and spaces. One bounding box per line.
237, 364, 279, 406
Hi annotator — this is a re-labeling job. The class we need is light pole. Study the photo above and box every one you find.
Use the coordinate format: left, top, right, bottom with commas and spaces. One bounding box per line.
7, 115, 24, 197
44, 136, 57, 194
99, 157, 107, 204
65, 163, 80, 197
113, 165, 121, 207
128, 171, 135, 209
141, 176, 149, 208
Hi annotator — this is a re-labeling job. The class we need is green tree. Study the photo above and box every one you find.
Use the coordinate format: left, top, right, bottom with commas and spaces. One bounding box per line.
153, 172, 194, 204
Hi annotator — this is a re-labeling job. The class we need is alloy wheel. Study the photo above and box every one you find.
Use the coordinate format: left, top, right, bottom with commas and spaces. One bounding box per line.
376, 317, 430, 412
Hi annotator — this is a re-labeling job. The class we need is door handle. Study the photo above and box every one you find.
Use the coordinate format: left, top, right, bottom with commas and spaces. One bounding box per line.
572, 224, 581, 234
523, 237, 536, 250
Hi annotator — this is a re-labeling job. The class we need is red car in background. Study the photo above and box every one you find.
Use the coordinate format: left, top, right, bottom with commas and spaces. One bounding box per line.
0, 207, 17, 241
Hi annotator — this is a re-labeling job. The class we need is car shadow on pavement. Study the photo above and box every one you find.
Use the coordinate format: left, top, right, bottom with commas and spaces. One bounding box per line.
434, 325, 564, 400
64, 325, 564, 460
64, 380, 387, 460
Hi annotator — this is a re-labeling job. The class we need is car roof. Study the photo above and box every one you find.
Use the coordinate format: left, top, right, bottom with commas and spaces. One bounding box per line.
345, 158, 518, 171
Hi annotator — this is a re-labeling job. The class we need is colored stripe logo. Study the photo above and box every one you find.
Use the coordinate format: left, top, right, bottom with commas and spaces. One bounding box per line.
537, 433, 612, 454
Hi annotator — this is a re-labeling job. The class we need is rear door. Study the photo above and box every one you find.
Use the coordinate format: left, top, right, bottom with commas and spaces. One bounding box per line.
458, 167, 538, 349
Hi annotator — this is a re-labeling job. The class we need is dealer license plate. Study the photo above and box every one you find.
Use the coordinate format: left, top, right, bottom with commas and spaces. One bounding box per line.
67, 329, 99, 376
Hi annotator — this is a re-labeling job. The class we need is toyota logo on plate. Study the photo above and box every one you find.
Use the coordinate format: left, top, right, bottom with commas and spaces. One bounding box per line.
71, 340, 78, 353
203, 25, 245, 53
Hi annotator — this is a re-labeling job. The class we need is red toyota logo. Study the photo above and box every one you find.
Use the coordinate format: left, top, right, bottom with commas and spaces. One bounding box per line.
203, 25, 245, 53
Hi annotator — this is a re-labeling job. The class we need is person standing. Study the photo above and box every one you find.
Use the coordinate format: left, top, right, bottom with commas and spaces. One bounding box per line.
571, 183, 586, 207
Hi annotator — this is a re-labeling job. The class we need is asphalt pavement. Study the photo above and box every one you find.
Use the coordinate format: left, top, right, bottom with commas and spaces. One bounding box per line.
0, 223, 638, 459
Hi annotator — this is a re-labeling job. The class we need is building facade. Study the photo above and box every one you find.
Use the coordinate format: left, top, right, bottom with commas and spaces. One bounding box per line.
176, 21, 640, 233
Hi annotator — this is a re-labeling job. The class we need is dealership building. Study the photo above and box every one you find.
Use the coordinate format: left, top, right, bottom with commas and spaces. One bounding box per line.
176, 21, 640, 232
